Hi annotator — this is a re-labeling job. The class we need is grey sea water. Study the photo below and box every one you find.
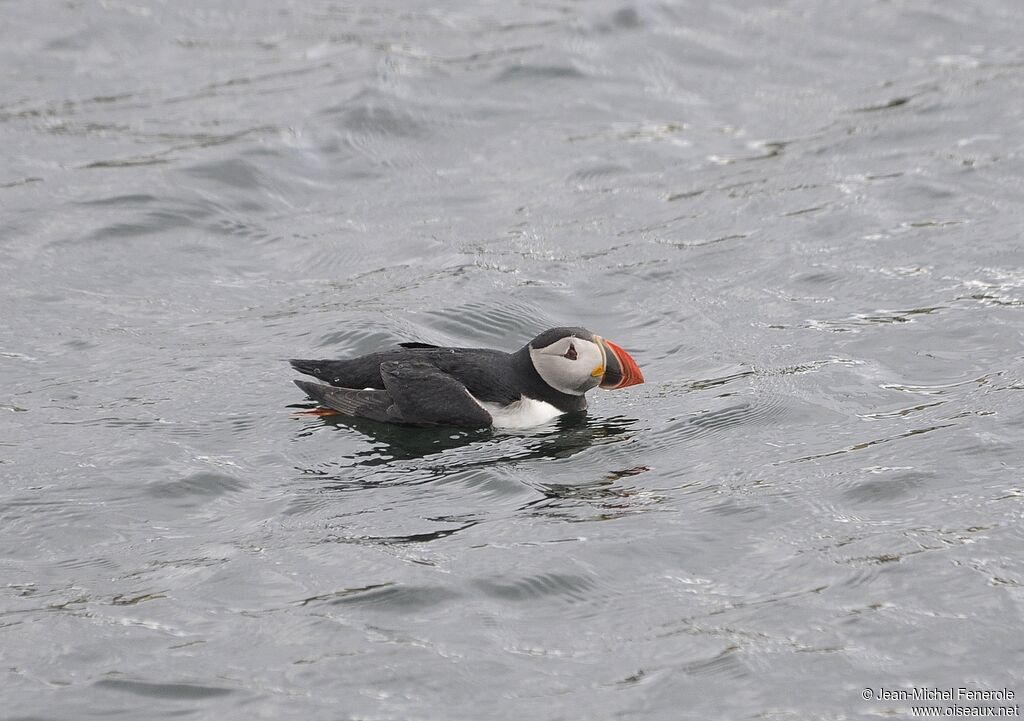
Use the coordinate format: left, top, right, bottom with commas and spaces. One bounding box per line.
2, 1, 1023, 719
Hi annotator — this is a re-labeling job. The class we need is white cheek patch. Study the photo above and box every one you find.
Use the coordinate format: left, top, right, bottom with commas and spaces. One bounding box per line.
529, 347, 581, 395
529, 337, 605, 395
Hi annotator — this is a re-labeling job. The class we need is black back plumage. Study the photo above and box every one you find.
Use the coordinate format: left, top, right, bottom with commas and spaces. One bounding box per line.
291, 346, 518, 404
290, 335, 587, 427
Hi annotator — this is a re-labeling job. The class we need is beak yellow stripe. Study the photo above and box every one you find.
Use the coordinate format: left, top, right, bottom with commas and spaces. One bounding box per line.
592, 334, 607, 379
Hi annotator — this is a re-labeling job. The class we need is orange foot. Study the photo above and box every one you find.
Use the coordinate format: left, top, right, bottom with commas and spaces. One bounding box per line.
295, 407, 341, 417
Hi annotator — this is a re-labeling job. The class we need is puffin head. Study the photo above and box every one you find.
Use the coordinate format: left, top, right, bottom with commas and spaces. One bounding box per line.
527, 327, 644, 396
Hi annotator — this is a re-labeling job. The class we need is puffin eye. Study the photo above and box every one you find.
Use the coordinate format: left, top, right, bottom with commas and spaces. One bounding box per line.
564, 343, 578, 361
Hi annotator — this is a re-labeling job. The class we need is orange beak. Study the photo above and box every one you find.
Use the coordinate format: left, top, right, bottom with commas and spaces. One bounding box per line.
597, 338, 644, 389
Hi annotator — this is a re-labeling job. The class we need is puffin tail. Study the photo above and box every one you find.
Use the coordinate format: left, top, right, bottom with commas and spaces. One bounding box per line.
293, 380, 392, 422
289, 359, 325, 379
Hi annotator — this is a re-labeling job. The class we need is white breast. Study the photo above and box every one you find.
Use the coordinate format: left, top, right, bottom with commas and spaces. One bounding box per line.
470, 394, 563, 429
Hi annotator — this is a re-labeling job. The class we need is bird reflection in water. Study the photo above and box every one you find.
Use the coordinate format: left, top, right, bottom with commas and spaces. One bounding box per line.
291, 405, 639, 468
289, 406, 652, 544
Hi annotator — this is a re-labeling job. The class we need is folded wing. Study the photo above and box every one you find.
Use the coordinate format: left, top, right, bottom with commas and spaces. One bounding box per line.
293, 360, 493, 428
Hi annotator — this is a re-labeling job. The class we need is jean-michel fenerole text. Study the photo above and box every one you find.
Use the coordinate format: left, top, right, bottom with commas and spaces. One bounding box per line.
871, 688, 1015, 702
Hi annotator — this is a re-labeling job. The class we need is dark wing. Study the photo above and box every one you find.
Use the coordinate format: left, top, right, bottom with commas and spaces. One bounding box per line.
293, 362, 493, 428
379, 360, 492, 428
291, 345, 445, 388
398, 342, 440, 349
293, 380, 392, 422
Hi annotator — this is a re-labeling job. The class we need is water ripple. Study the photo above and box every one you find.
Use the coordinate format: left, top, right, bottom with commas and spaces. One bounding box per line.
94, 678, 234, 700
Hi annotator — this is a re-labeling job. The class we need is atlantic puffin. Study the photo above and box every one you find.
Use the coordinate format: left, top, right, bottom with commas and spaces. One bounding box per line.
290, 327, 643, 429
